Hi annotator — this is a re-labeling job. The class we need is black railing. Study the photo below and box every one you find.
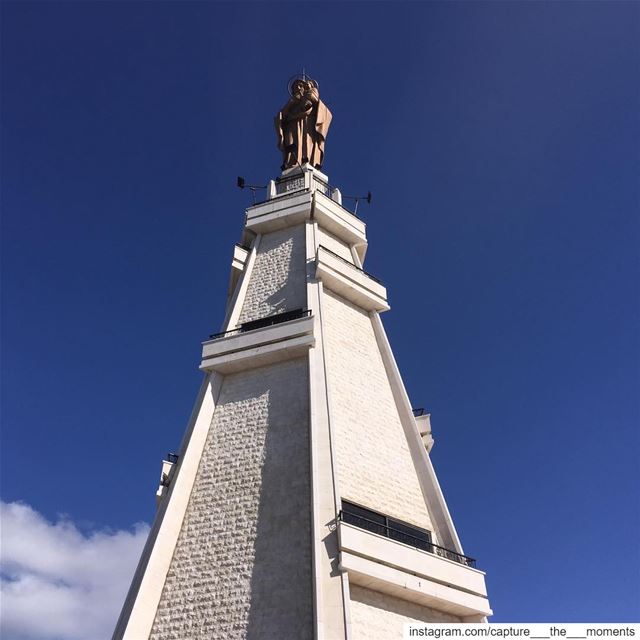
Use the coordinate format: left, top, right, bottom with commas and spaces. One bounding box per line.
313, 177, 331, 197
209, 308, 312, 340
317, 245, 382, 284
412, 408, 426, 417
338, 510, 476, 568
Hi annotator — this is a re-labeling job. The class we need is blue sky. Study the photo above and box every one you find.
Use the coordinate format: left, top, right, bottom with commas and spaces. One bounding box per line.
2, 1, 639, 635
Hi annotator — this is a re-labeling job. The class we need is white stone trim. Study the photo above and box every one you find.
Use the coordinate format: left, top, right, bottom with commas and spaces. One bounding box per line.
201, 333, 315, 374
317, 278, 353, 640
349, 243, 362, 268
246, 191, 313, 234
340, 552, 492, 618
155, 459, 176, 506
339, 523, 488, 598
415, 413, 435, 453
113, 373, 223, 640
221, 234, 261, 332
201, 314, 314, 362
312, 191, 367, 260
306, 220, 351, 640
306, 224, 325, 640
226, 244, 249, 305
315, 246, 389, 312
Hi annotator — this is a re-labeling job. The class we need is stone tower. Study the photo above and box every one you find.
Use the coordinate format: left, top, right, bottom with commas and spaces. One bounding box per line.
113, 105, 492, 640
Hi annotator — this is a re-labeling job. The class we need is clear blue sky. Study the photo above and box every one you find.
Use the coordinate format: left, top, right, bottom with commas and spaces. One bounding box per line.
2, 0, 639, 626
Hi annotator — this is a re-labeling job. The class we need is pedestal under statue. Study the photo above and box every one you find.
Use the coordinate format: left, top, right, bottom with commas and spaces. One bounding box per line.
275, 76, 332, 171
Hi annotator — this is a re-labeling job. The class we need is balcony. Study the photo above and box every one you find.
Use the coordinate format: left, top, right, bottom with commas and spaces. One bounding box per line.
412, 408, 434, 453
209, 308, 312, 340
315, 245, 388, 312
155, 453, 179, 506
200, 309, 314, 374
339, 509, 475, 568
313, 190, 367, 260
338, 506, 492, 619
245, 189, 313, 235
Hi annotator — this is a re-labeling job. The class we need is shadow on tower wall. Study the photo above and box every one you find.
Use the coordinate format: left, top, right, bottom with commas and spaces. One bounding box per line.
245, 356, 314, 639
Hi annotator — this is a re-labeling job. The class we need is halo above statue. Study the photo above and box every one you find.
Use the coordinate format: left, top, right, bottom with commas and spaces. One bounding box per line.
287, 73, 319, 96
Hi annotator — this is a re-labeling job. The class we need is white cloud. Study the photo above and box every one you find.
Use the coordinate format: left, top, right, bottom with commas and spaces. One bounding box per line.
0, 501, 149, 640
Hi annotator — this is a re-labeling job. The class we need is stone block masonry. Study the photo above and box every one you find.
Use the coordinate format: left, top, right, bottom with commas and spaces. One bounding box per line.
349, 585, 461, 636
238, 225, 306, 325
149, 358, 312, 640
321, 289, 434, 535
317, 228, 354, 263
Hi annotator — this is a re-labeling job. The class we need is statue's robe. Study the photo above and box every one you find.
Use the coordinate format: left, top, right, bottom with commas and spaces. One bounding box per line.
275, 99, 332, 169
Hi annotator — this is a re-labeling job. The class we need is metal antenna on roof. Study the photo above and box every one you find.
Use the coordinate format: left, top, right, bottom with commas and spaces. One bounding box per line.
236, 176, 267, 205
343, 191, 373, 216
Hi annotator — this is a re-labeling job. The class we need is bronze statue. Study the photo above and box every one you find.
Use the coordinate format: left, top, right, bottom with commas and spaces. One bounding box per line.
275, 76, 332, 171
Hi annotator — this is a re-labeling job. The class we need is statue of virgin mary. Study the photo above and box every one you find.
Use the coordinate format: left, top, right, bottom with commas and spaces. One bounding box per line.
275, 76, 332, 171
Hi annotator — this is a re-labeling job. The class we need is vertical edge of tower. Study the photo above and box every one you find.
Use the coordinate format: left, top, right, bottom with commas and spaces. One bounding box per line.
305, 216, 350, 639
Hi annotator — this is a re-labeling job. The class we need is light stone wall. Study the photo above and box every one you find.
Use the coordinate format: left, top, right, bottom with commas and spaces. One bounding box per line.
238, 225, 306, 324
149, 358, 312, 640
322, 289, 433, 532
349, 585, 461, 638
317, 228, 354, 263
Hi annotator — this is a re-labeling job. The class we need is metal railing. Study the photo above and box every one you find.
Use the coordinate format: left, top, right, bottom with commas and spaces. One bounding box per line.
317, 245, 382, 284
338, 510, 476, 568
313, 176, 331, 197
209, 308, 312, 340
272, 173, 360, 218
